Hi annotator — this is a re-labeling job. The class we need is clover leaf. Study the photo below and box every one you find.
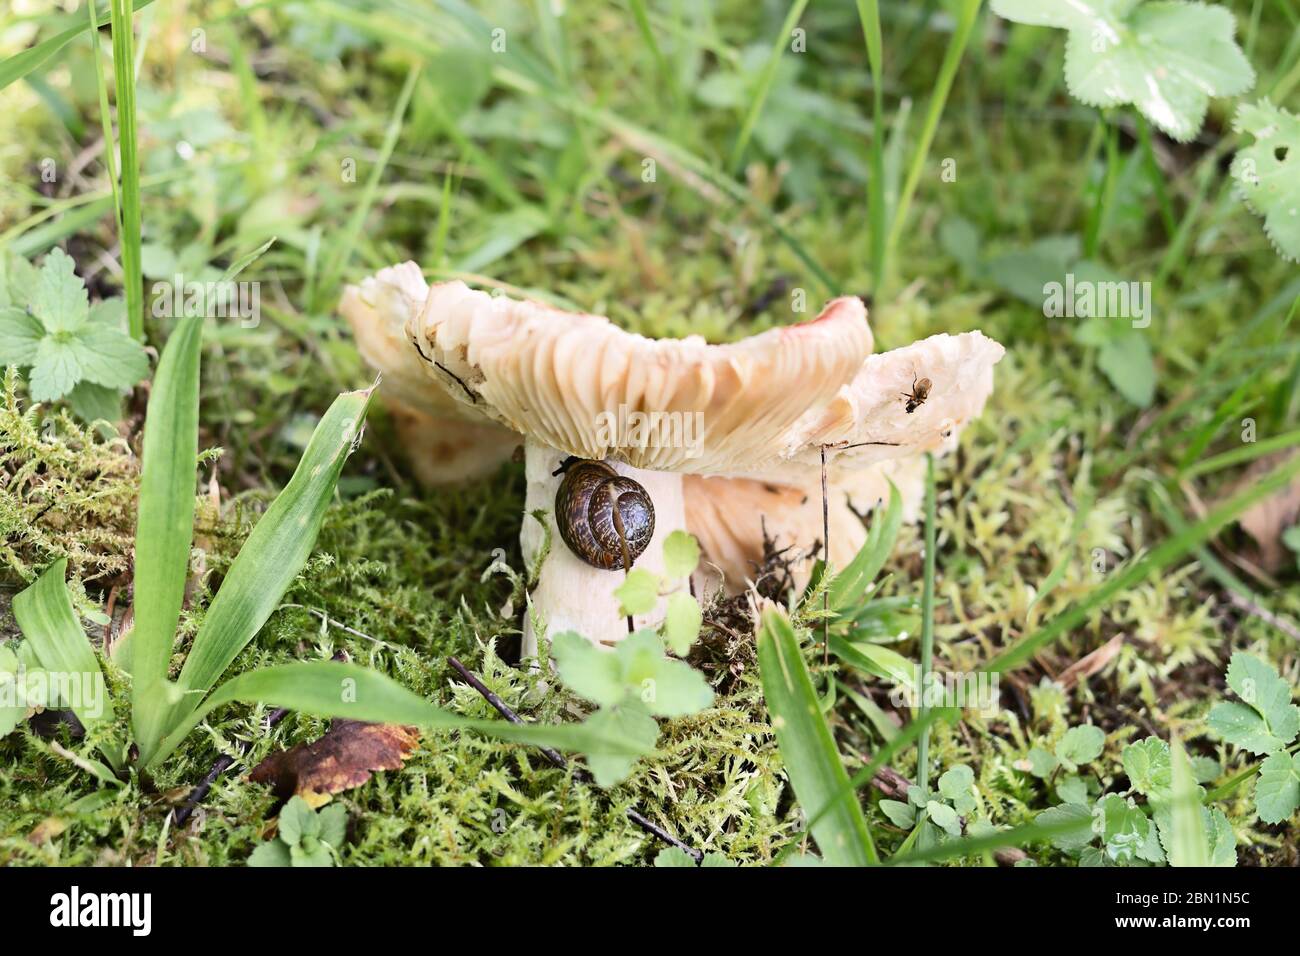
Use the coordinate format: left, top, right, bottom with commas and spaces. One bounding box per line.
991, 0, 1254, 141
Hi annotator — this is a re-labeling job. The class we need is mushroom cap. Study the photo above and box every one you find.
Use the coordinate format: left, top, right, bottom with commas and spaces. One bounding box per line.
340, 263, 517, 482
406, 279, 874, 475
684, 457, 926, 592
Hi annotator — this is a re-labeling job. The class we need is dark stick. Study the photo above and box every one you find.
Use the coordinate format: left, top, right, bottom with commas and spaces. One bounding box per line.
447, 655, 705, 863
174, 705, 290, 825
821, 445, 830, 666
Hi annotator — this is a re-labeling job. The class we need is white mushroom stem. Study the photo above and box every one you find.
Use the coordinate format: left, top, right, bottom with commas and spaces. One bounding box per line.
521, 440, 686, 658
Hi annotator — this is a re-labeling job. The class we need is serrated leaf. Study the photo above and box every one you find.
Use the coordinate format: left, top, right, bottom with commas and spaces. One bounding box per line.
1230, 100, 1300, 261
0, 308, 44, 366
662, 591, 702, 656
71, 324, 149, 390
1096, 793, 1150, 864
614, 568, 660, 617
1057, 724, 1106, 768
28, 338, 83, 402
30, 248, 89, 332
1254, 751, 1300, 824
1122, 736, 1171, 795
316, 803, 348, 849
67, 382, 123, 425
1037, 802, 1094, 850
1225, 651, 1300, 746
618, 630, 713, 717
992, 0, 1254, 141
1207, 701, 1287, 755
662, 530, 700, 580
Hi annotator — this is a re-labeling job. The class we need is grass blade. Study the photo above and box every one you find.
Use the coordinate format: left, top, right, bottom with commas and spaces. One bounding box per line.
173, 385, 376, 709
757, 606, 877, 865
148, 660, 653, 770
12, 558, 113, 734
726, 0, 810, 173
129, 316, 202, 762
108, 0, 144, 341
316, 63, 419, 310
830, 481, 902, 612
853, 0, 888, 292
1168, 737, 1210, 867
916, 454, 936, 798
883, 0, 980, 289
0, 0, 158, 92
807, 452, 1300, 835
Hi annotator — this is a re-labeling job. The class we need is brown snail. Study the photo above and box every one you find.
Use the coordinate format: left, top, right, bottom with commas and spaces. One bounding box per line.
554, 458, 655, 570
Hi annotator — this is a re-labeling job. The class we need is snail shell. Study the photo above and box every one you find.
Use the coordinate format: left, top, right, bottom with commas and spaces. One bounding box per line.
555, 460, 655, 570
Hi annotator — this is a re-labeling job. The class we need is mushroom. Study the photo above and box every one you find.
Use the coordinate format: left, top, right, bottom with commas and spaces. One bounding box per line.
342, 264, 1004, 654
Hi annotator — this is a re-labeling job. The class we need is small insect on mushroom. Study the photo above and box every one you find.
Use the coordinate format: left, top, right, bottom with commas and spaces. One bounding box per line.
901, 375, 932, 414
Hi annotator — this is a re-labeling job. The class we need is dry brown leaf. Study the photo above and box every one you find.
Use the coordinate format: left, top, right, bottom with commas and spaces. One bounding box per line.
28, 816, 67, 846
248, 720, 420, 807
1235, 451, 1300, 572
1057, 634, 1124, 689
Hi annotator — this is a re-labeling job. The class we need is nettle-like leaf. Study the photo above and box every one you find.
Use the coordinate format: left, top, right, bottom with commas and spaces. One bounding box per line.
1122, 736, 1172, 795
550, 629, 713, 786
1254, 752, 1300, 824
1207, 652, 1300, 755
1230, 100, 1300, 262
991, 0, 1254, 141
1, 250, 148, 409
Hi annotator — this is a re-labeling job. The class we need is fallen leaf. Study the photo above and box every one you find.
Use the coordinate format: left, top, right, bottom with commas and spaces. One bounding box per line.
248, 720, 420, 807
28, 816, 67, 846
1057, 634, 1124, 689
1235, 451, 1300, 572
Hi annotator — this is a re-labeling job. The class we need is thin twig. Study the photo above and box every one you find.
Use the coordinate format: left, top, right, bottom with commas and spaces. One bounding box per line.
821, 445, 830, 666
447, 656, 705, 863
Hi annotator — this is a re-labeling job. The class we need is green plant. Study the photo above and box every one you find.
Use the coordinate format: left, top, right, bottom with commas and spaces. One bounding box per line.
1230, 100, 1300, 262
990, 0, 1254, 142
247, 796, 347, 867
550, 627, 713, 786
880, 764, 980, 845
1035, 734, 1236, 866
1208, 652, 1300, 824
613, 530, 702, 655
8, 316, 647, 783
653, 846, 735, 868
0, 249, 146, 423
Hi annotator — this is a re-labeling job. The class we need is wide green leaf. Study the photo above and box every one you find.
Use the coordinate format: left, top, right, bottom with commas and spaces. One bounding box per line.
12, 558, 112, 733
130, 316, 201, 762
757, 606, 875, 865
148, 660, 655, 769
1231, 101, 1300, 262
173, 386, 375, 711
